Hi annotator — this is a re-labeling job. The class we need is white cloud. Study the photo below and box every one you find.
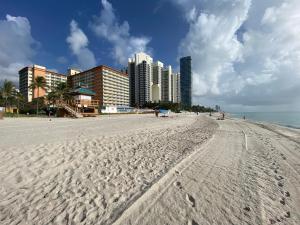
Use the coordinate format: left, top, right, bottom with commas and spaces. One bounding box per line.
0, 15, 37, 82
66, 20, 96, 70
173, 0, 300, 111
90, 0, 151, 65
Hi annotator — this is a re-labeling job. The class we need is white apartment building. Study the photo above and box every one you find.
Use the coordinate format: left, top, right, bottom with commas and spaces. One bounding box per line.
162, 65, 172, 102
128, 52, 153, 107
172, 73, 181, 103
102, 67, 129, 106
152, 61, 164, 102
128, 53, 181, 106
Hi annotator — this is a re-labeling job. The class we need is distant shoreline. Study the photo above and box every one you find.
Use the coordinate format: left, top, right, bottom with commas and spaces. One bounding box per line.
228, 112, 300, 129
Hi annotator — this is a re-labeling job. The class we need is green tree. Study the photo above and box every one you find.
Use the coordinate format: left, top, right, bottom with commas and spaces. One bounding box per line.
46, 91, 57, 106
0, 80, 14, 111
29, 76, 47, 115
14, 91, 25, 115
54, 82, 70, 102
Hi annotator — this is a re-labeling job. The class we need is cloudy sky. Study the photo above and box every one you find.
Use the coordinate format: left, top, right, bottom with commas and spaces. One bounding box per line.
0, 0, 299, 111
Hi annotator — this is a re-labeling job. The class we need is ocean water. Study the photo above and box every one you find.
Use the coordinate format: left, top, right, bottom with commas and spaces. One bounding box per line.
230, 112, 300, 129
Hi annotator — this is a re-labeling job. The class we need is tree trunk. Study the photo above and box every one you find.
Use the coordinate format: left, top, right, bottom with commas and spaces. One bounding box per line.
17, 99, 20, 116
36, 88, 39, 115
5, 97, 7, 113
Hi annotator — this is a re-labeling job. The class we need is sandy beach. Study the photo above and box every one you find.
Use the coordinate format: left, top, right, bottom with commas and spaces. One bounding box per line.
0, 114, 299, 225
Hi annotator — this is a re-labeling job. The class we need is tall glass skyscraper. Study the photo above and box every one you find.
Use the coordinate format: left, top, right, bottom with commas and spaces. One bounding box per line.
180, 56, 192, 108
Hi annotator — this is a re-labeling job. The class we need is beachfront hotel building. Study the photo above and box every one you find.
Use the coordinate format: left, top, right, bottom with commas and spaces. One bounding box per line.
180, 56, 192, 108
128, 52, 153, 107
67, 65, 129, 107
19, 65, 67, 102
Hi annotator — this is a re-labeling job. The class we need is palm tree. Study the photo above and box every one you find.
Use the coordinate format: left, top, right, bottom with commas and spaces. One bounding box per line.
1, 80, 14, 112
54, 82, 70, 103
46, 91, 57, 106
29, 76, 47, 115
14, 91, 25, 115
45, 91, 57, 117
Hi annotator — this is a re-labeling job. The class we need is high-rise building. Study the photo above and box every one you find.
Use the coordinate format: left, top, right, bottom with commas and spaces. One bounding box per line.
152, 61, 163, 103
171, 73, 181, 103
128, 60, 136, 106
180, 56, 192, 108
128, 52, 153, 107
67, 65, 129, 107
162, 65, 172, 102
19, 65, 67, 102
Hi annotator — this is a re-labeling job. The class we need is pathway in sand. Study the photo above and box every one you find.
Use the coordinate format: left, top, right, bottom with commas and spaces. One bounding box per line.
114, 118, 300, 225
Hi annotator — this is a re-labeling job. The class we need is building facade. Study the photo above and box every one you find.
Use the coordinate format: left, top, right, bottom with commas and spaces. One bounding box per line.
152, 61, 163, 103
171, 73, 181, 103
180, 56, 192, 108
162, 65, 172, 102
128, 52, 153, 107
67, 68, 81, 76
19, 65, 67, 102
67, 65, 129, 107
128, 60, 136, 106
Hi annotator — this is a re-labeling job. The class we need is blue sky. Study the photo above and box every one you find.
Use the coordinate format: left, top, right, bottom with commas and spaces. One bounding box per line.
0, 0, 187, 73
1, 0, 300, 111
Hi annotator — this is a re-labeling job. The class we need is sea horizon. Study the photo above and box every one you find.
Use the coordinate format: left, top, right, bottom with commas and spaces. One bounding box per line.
229, 111, 300, 129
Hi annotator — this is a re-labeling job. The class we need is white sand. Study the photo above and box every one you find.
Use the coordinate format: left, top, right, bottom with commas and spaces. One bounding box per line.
0, 114, 217, 225
113, 117, 300, 225
0, 114, 299, 225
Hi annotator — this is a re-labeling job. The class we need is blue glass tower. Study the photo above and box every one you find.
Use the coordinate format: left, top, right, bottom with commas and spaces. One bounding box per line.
180, 56, 192, 108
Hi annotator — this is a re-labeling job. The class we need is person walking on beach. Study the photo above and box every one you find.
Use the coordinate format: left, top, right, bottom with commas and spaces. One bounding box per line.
155, 109, 159, 118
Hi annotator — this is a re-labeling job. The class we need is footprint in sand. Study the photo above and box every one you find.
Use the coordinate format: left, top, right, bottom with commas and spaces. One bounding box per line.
186, 193, 195, 208
187, 219, 199, 225
280, 197, 286, 205
175, 170, 181, 175
284, 211, 290, 218
243, 206, 251, 212
278, 182, 284, 188
173, 181, 183, 190
275, 175, 284, 181
280, 153, 287, 160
